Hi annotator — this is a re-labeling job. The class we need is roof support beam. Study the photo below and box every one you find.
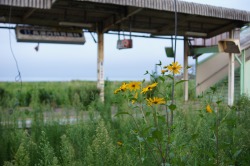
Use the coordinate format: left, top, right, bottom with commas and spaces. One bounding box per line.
208, 22, 243, 38
102, 8, 142, 33
22, 9, 36, 20
156, 15, 195, 34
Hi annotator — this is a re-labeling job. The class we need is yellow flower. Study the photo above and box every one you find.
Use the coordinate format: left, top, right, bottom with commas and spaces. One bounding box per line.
114, 89, 121, 94
146, 97, 166, 106
206, 104, 213, 113
161, 69, 167, 74
141, 87, 149, 94
148, 82, 158, 90
132, 92, 138, 104
120, 82, 128, 92
141, 82, 158, 94
117, 141, 123, 146
127, 82, 141, 91
167, 62, 182, 74
114, 82, 128, 94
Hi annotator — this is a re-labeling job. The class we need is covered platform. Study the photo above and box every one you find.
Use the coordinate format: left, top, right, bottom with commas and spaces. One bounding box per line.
1, 0, 250, 105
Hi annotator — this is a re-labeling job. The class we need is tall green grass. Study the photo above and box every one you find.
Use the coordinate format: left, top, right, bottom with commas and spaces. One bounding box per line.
0, 80, 249, 165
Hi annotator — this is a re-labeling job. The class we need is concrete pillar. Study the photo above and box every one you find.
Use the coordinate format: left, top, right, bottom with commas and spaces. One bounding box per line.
184, 38, 189, 101
228, 28, 240, 106
97, 27, 104, 102
228, 51, 234, 106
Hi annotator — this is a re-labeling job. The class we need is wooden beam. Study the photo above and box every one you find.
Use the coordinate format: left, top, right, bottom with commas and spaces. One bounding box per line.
102, 8, 142, 32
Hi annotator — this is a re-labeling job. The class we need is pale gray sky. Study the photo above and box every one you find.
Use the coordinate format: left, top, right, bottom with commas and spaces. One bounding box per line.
0, 0, 249, 81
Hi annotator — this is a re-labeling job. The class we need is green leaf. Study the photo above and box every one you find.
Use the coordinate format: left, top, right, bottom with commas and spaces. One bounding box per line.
147, 136, 154, 143
136, 136, 145, 142
159, 76, 165, 82
157, 115, 165, 123
152, 129, 163, 141
156, 61, 162, 66
233, 149, 242, 159
144, 71, 149, 75
114, 112, 131, 117
191, 133, 199, 140
210, 126, 216, 132
216, 100, 222, 105
169, 104, 176, 111
169, 152, 175, 159
198, 94, 203, 98
175, 80, 187, 86
210, 86, 217, 93
145, 111, 151, 117
166, 74, 174, 80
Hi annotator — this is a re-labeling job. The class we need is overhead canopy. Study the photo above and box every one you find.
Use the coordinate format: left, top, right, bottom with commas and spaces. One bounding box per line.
0, 0, 250, 38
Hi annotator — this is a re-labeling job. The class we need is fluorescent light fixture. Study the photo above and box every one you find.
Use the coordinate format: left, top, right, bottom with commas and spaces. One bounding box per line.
185, 31, 207, 37
218, 39, 241, 54
59, 21, 93, 28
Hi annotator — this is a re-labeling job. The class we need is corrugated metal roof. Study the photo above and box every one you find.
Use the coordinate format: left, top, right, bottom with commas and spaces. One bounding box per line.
0, 0, 249, 22
78, 0, 250, 22
0, 0, 52, 9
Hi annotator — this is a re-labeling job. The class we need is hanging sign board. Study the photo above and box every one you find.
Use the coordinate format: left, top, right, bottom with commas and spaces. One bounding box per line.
117, 39, 133, 49
15, 26, 86, 44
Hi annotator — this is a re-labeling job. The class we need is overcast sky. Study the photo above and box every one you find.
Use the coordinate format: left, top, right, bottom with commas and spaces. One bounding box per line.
0, 0, 249, 82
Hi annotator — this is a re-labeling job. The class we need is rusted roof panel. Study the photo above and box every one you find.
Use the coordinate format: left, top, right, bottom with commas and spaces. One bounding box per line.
79, 0, 250, 22
0, 0, 52, 9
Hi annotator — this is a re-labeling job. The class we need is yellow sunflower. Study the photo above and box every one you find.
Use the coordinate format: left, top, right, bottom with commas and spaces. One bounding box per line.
161, 69, 167, 74
127, 82, 141, 91
114, 89, 121, 94
167, 62, 182, 74
146, 97, 166, 106
117, 141, 123, 146
141, 87, 149, 94
206, 104, 213, 113
120, 82, 128, 92
141, 82, 158, 94
114, 82, 128, 94
148, 82, 158, 90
